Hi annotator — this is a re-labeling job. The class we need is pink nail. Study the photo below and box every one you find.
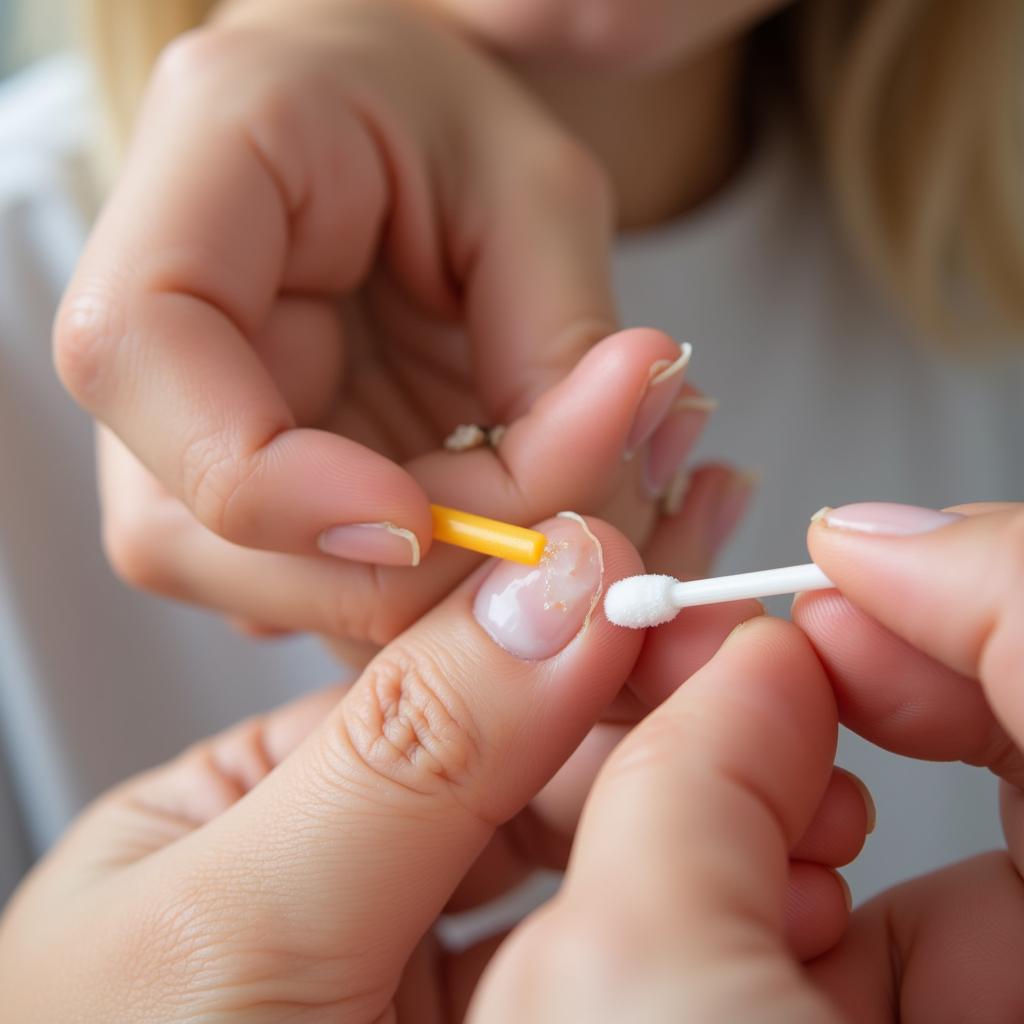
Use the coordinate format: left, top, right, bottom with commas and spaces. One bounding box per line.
643, 395, 717, 498
823, 503, 963, 536
625, 343, 692, 455
318, 522, 421, 566
473, 514, 604, 660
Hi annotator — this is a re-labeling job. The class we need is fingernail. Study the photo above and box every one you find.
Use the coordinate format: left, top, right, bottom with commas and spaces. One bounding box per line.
820, 502, 963, 536
707, 470, 758, 553
841, 769, 877, 835
835, 870, 853, 912
473, 513, 604, 660
661, 469, 691, 517
643, 394, 717, 498
318, 522, 421, 566
625, 342, 692, 456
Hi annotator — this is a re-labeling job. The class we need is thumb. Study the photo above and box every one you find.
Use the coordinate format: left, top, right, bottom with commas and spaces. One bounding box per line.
165, 514, 644, 1011
473, 619, 842, 1022
807, 502, 1024, 736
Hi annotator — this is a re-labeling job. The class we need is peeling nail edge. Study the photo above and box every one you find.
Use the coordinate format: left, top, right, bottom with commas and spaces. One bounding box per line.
556, 511, 605, 637
384, 523, 421, 567
810, 505, 832, 525
649, 340, 693, 386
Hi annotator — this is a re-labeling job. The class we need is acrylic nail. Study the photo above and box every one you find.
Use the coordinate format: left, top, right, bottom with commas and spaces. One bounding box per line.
318, 522, 421, 566
473, 513, 604, 660
643, 394, 717, 499
822, 503, 963, 537
625, 342, 692, 455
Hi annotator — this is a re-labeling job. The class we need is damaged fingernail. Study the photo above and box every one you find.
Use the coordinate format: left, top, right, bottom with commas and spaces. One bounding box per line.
473, 513, 604, 660
318, 522, 421, 567
625, 342, 692, 456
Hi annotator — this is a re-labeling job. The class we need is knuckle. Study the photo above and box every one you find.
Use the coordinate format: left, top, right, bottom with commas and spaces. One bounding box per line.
336, 643, 483, 804
179, 433, 263, 540
118, 872, 223, 992
149, 27, 247, 100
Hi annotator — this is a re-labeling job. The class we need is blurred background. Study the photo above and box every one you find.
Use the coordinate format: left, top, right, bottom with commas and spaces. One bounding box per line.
1, 0, 64, 77
0, 0, 15, 75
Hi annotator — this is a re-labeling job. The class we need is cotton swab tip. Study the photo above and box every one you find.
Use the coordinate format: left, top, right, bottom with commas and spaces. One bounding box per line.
604, 563, 835, 628
604, 574, 680, 628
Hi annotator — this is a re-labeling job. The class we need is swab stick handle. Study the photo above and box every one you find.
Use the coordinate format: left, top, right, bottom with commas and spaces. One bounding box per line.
669, 562, 832, 608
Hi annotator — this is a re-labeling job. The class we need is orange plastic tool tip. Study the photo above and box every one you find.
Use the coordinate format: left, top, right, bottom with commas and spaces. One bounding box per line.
430, 505, 547, 566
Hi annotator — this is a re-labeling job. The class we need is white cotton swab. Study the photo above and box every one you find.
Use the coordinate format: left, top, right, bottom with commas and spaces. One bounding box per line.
604, 564, 834, 629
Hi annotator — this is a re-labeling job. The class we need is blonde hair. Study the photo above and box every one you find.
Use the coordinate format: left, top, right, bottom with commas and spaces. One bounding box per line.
82, 0, 1024, 342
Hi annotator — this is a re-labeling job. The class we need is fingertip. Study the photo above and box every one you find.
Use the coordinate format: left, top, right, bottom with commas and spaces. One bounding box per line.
718, 614, 825, 679
791, 766, 873, 867
629, 597, 764, 709
784, 862, 851, 962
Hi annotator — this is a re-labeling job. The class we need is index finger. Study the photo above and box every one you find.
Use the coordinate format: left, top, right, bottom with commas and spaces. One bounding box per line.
55, 37, 431, 558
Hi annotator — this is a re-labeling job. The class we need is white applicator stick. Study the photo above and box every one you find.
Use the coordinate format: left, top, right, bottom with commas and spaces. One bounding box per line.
604, 564, 834, 629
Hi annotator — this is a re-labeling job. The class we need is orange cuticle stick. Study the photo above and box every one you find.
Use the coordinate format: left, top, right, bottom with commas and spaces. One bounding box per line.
430, 505, 547, 566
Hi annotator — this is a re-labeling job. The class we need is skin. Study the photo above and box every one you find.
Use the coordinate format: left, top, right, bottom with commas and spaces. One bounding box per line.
0, 517, 867, 1021
3, 506, 1023, 1020
33, 0, 1023, 1018
58, 0, 782, 646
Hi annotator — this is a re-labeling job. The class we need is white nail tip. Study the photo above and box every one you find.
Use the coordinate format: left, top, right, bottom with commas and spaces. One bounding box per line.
384, 523, 421, 567
648, 341, 693, 386
671, 395, 719, 414
661, 470, 691, 517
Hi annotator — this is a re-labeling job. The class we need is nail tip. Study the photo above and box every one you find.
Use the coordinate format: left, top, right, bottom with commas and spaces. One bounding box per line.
649, 341, 693, 386
661, 469, 691, 517
671, 394, 719, 414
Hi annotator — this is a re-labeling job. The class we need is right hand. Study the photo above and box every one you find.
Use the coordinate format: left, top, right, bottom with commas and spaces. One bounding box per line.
57, 0, 710, 646
473, 505, 1024, 1022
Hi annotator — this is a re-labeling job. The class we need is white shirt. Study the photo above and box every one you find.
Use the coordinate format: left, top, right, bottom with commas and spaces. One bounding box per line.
1, 56, 1021, 908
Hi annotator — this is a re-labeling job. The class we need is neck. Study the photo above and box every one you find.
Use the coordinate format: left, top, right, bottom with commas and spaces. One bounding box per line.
512, 44, 748, 229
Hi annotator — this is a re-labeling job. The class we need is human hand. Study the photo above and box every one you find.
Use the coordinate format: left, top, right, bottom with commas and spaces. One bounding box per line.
57, 0, 706, 645
469, 612, 870, 1022
0, 514, 859, 1021
785, 502, 1024, 1018
470, 503, 1024, 1022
